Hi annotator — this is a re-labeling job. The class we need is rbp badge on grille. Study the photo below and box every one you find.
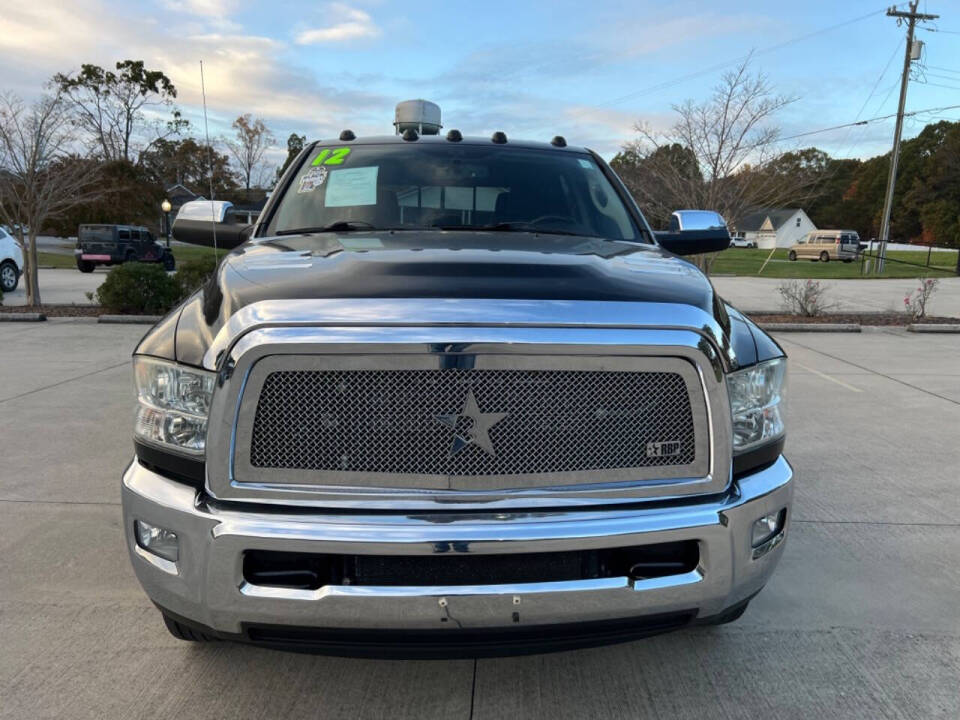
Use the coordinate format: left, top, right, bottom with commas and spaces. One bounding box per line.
646, 441, 682, 458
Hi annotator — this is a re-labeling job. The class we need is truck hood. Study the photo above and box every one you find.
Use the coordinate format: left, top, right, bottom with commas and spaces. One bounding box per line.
141, 230, 741, 367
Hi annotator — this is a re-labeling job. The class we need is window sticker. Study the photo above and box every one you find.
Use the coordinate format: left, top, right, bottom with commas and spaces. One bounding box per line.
312, 147, 352, 166
578, 158, 593, 169
298, 166, 328, 193
324, 166, 379, 207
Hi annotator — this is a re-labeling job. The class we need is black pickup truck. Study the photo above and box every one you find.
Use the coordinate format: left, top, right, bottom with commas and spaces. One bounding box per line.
75, 224, 175, 272
122, 105, 791, 658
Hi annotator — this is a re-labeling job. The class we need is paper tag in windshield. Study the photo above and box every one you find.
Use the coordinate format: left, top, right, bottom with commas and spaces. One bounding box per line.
298, 166, 328, 193
325, 166, 378, 207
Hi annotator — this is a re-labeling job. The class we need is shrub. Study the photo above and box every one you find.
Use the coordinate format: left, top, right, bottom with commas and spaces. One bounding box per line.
95, 262, 181, 314
175, 255, 219, 299
903, 277, 939, 320
777, 279, 834, 317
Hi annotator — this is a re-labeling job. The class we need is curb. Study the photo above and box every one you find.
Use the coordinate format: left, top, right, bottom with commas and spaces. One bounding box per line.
0, 312, 46, 322
97, 315, 162, 324
758, 323, 861, 332
908, 324, 960, 333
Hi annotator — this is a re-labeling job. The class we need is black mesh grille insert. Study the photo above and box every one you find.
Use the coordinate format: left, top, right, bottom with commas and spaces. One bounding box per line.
249, 369, 696, 476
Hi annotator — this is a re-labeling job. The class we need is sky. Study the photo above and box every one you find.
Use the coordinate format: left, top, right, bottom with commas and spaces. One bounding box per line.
1, 0, 958, 169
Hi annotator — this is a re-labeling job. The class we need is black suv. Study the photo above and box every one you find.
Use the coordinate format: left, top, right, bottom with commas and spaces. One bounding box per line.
75, 224, 175, 272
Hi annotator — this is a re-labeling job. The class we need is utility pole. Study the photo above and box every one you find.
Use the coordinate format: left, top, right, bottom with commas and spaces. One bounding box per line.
876, 1, 938, 273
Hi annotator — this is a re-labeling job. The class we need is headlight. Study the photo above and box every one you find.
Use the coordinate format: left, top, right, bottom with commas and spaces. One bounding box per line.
726, 357, 786, 452
133, 357, 215, 454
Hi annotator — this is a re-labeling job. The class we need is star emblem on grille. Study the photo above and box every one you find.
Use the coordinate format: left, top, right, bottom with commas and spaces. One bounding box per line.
433, 389, 509, 458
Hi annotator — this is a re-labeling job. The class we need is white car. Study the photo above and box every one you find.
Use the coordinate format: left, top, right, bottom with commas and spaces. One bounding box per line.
729, 236, 757, 248
0, 226, 24, 293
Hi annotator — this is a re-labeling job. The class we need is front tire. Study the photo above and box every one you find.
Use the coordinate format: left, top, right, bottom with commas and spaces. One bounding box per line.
819, 251, 829, 263
787, 250, 797, 261
76, 259, 95, 273
162, 252, 176, 271
0, 261, 18, 292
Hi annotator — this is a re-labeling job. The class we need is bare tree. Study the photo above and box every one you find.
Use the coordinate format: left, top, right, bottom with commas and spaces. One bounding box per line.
53, 60, 187, 164
615, 58, 821, 269
0, 91, 105, 305
225, 114, 275, 193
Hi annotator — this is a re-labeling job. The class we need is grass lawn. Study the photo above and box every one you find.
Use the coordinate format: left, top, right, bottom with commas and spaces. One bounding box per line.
36, 244, 957, 279
711, 248, 958, 278
38, 245, 228, 269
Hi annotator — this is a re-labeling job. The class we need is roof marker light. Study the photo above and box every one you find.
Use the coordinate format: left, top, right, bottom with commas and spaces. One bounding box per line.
446, 129, 463, 142
339, 129, 356, 141
551, 135, 567, 147
491, 131, 507, 144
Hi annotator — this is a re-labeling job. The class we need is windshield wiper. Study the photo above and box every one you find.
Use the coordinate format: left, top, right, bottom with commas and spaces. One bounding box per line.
433, 222, 583, 237
276, 220, 376, 235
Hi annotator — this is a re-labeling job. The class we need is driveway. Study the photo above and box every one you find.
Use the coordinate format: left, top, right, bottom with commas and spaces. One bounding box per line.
1, 321, 958, 718
3, 268, 107, 306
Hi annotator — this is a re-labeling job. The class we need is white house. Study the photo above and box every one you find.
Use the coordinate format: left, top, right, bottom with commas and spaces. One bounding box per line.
731, 208, 817, 249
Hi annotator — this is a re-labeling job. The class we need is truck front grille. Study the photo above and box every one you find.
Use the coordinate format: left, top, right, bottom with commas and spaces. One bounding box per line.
249, 368, 697, 476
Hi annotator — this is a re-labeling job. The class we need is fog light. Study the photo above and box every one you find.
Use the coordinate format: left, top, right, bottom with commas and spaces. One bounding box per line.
135, 520, 179, 562
751, 509, 786, 548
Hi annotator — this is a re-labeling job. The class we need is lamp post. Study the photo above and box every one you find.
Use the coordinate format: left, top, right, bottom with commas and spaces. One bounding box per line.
161, 199, 172, 248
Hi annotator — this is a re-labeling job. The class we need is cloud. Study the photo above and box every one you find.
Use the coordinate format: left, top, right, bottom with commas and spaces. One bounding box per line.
295, 4, 380, 45
161, 0, 237, 17
0, 0, 395, 140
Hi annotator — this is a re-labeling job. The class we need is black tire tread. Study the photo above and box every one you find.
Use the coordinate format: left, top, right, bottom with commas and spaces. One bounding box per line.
0, 260, 18, 291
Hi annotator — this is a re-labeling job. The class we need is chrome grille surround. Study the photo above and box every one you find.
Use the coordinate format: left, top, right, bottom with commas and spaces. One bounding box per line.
234, 355, 708, 490
202, 299, 733, 510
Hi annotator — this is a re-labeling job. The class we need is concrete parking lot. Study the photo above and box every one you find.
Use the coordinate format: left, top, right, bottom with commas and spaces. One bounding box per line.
1, 321, 959, 719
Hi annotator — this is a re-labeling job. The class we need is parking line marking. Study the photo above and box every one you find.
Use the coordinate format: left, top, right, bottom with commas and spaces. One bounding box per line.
795, 362, 863, 392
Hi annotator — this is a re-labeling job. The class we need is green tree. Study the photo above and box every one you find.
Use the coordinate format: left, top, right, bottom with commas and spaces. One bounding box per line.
53, 60, 187, 164
277, 132, 307, 180
141, 138, 237, 198
224, 114, 274, 193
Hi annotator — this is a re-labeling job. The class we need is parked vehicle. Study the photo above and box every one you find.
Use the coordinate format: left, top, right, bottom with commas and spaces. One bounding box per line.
787, 230, 860, 262
0, 225, 24, 293
729, 235, 757, 248
75, 224, 175, 272
122, 103, 792, 657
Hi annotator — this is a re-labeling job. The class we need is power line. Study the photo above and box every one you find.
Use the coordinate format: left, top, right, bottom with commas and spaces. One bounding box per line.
920, 27, 960, 34
917, 80, 960, 91
594, 6, 898, 109
768, 103, 960, 146
925, 65, 960, 75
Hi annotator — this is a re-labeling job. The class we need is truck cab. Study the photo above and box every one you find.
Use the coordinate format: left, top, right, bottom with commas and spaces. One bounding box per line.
122, 103, 792, 657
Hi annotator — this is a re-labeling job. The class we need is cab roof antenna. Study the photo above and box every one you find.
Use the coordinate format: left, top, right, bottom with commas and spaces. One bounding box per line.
200, 60, 218, 256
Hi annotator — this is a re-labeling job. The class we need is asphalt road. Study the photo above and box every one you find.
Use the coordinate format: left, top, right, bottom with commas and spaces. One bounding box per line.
1, 321, 958, 719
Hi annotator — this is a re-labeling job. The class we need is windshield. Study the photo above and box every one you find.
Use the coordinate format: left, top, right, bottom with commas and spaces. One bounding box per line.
267, 144, 640, 241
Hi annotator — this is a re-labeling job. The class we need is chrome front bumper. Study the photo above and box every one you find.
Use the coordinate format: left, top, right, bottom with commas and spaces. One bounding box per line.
122, 456, 793, 637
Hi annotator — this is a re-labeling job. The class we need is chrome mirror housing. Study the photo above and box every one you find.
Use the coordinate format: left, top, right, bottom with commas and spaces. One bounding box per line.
173, 200, 252, 250
656, 210, 731, 256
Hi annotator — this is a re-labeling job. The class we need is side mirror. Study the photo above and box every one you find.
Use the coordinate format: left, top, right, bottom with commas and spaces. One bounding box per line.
655, 210, 731, 256
172, 200, 253, 250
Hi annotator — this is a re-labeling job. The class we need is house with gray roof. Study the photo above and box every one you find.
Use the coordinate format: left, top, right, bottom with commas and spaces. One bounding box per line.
731, 208, 816, 249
